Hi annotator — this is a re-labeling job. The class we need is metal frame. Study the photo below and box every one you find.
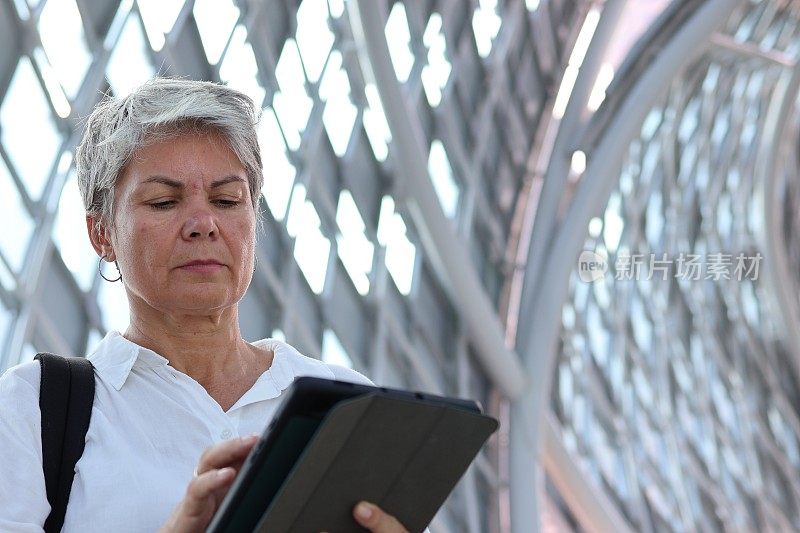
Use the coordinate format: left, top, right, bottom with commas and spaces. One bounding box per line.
757, 57, 800, 385
350, 0, 527, 400
510, 1, 742, 531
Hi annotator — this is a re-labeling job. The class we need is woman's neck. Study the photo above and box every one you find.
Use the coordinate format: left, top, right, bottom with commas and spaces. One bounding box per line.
123, 307, 259, 387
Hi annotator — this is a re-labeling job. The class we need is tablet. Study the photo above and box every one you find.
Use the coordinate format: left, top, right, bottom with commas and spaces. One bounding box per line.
205, 377, 498, 533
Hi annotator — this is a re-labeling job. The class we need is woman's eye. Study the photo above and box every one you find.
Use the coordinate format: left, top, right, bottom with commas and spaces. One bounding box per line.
150, 200, 176, 210
213, 199, 240, 208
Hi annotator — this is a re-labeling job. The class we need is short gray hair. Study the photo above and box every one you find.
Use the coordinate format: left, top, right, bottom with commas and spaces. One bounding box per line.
76, 77, 263, 227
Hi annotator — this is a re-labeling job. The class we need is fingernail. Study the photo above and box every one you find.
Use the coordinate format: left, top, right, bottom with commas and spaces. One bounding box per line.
356, 502, 373, 520
217, 467, 233, 478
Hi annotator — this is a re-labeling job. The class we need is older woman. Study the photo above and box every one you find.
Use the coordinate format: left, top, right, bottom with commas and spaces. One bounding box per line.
0, 78, 409, 532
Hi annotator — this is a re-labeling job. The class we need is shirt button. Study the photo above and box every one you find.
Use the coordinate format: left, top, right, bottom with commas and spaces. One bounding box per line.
220, 429, 233, 439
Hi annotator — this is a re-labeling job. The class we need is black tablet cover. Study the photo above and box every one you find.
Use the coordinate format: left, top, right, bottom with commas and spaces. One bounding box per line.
208, 381, 498, 533
256, 393, 497, 532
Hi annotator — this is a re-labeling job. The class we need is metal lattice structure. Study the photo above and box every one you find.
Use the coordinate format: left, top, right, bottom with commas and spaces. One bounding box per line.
0, 0, 575, 531
4, 0, 800, 531
518, 0, 800, 531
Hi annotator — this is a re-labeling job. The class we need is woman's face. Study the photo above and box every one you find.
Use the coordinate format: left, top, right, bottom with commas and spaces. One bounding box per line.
92, 129, 257, 318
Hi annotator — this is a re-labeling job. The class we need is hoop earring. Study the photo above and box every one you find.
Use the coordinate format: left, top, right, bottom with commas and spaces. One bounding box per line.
98, 254, 122, 282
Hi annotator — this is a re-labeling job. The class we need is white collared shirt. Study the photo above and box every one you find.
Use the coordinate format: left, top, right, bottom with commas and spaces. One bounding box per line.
0, 331, 372, 532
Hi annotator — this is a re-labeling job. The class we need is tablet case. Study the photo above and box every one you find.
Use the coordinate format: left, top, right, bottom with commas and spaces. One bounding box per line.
251, 393, 498, 533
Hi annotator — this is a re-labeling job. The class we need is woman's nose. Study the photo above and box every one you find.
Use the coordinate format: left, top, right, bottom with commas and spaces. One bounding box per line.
181, 208, 218, 240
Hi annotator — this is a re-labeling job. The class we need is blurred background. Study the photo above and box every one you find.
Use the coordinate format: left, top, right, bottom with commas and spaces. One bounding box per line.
1, 0, 799, 531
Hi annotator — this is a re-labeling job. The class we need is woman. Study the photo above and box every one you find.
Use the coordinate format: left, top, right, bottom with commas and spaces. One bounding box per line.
0, 78, 409, 532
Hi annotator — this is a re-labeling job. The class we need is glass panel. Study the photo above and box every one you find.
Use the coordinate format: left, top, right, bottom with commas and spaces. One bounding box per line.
335, 190, 374, 295
53, 171, 98, 291
193, 0, 239, 65
327, 0, 344, 19
33, 47, 71, 118
295, 0, 334, 83
37, 0, 91, 98
273, 39, 313, 151
427, 140, 459, 219
218, 24, 265, 106
322, 328, 353, 368
0, 57, 61, 200
0, 153, 34, 273
258, 108, 296, 221
319, 50, 357, 157
11, 0, 29, 19
385, 3, 414, 83
137, 0, 184, 51
421, 13, 451, 107
106, 11, 155, 97
377, 195, 416, 295
286, 184, 330, 294
472, 0, 501, 58
362, 82, 392, 162
525, 0, 541, 11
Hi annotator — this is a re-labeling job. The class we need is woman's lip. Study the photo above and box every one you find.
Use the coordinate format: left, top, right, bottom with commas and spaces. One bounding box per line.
178, 263, 224, 273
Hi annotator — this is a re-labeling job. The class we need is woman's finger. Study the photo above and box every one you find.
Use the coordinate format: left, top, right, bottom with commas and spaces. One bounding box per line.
352, 501, 409, 533
158, 468, 237, 533
181, 468, 236, 518
195, 435, 258, 476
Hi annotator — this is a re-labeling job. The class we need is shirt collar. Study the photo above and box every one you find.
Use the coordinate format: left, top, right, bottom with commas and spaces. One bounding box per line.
87, 331, 169, 390
223, 338, 335, 410
86, 331, 332, 396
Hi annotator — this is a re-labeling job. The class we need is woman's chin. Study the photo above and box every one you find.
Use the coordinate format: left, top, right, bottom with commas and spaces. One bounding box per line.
152, 291, 240, 315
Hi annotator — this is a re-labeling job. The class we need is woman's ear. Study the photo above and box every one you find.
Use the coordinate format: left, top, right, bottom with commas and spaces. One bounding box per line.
86, 215, 115, 261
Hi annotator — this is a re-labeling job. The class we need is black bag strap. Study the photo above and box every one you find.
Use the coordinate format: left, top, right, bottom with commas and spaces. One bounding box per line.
35, 353, 95, 533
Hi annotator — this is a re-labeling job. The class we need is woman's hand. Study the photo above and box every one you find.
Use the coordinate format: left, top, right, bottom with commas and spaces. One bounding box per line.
158, 435, 259, 533
157, 436, 408, 533
351, 501, 410, 532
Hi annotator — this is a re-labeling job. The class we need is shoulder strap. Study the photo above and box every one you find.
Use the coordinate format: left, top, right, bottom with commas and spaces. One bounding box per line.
35, 353, 95, 533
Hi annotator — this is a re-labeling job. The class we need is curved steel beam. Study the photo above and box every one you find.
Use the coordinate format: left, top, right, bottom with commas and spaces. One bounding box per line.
349, 0, 527, 398
520, 0, 626, 313
755, 58, 800, 385
509, 1, 740, 532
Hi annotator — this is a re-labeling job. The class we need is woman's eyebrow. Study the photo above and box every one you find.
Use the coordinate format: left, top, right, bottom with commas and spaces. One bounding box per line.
141, 175, 245, 188
142, 176, 183, 188
210, 176, 246, 188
